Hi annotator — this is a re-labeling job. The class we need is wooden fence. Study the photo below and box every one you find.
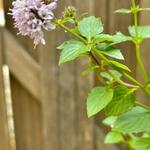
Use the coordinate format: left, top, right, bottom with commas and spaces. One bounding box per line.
0, 0, 150, 150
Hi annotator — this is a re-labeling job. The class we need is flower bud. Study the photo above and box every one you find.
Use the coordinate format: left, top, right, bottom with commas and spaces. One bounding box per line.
62, 6, 77, 19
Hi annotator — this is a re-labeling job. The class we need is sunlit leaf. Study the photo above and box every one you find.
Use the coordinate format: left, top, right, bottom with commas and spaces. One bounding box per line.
103, 116, 118, 127
114, 107, 150, 133
111, 32, 132, 45
129, 26, 150, 39
110, 61, 131, 72
96, 43, 124, 60
78, 16, 104, 39
94, 34, 113, 43
58, 40, 89, 64
105, 131, 124, 144
87, 87, 113, 117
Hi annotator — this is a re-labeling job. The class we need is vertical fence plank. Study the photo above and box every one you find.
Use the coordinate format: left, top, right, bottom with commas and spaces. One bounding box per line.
0, 27, 10, 150
39, 31, 59, 150
57, 1, 78, 150
11, 76, 43, 150
74, 1, 95, 150
75, 58, 95, 150
95, 0, 108, 31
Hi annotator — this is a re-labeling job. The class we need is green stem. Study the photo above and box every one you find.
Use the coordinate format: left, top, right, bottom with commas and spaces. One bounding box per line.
56, 22, 87, 43
107, 70, 139, 88
90, 52, 138, 88
135, 101, 150, 111
135, 43, 149, 82
131, 0, 138, 36
123, 72, 143, 88
94, 49, 142, 87
131, 0, 136, 8
131, 0, 149, 82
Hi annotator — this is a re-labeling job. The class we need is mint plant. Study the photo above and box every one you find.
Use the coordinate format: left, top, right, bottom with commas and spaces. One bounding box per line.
10, 0, 150, 149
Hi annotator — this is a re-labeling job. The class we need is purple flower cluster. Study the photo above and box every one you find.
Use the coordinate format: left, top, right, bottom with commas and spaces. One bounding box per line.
10, 0, 57, 47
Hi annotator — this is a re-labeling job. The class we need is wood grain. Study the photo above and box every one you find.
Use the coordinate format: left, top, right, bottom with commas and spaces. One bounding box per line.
4, 29, 41, 100
11, 76, 43, 150
0, 27, 11, 150
39, 28, 60, 150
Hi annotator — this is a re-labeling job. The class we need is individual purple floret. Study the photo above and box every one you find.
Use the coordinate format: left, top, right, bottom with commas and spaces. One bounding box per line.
10, 0, 57, 47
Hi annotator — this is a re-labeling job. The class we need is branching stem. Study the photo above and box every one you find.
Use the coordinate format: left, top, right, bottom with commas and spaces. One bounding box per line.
135, 101, 150, 111
56, 21, 141, 88
131, 0, 149, 82
90, 52, 138, 88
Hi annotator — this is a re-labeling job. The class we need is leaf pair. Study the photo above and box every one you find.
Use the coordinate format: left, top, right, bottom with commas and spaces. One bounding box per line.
129, 26, 150, 39
87, 85, 135, 117
114, 107, 150, 133
103, 106, 150, 145
95, 45, 131, 72
58, 16, 103, 64
104, 107, 150, 145
96, 43, 124, 60
115, 7, 150, 14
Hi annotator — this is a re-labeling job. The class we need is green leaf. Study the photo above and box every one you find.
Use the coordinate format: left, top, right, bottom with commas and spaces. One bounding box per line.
94, 34, 113, 43
128, 26, 150, 38
105, 131, 124, 144
78, 16, 103, 39
103, 116, 118, 127
115, 8, 132, 14
87, 87, 113, 117
58, 40, 89, 64
129, 138, 150, 150
96, 43, 124, 60
105, 86, 136, 116
111, 32, 132, 45
82, 62, 99, 76
96, 43, 108, 50
143, 132, 150, 138
110, 61, 131, 72
100, 70, 122, 82
114, 106, 150, 133
102, 48, 124, 60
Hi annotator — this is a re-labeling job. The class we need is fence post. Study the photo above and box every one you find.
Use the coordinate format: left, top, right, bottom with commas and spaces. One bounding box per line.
0, 27, 11, 150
